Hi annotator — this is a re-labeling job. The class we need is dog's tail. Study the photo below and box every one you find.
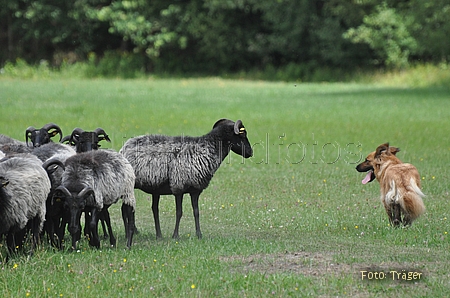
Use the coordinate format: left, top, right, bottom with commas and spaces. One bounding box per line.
400, 178, 426, 223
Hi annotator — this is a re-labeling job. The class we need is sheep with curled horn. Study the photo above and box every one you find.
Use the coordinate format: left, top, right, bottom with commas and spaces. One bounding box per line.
65, 127, 114, 241
68, 127, 111, 153
26, 123, 63, 147
0, 154, 51, 259
44, 149, 136, 250
120, 119, 253, 240
34, 143, 76, 249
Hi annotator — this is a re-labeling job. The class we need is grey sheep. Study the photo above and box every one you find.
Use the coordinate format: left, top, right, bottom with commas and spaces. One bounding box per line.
46, 149, 136, 249
0, 135, 33, 156
120, 119, 253, 239
0, 154, 51, 256
0, 134, 26, 146
62, 127, 114, 241
35, 143, 76, 249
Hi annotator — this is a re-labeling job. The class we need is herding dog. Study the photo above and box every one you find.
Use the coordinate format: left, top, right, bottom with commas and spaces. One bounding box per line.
356, 143, 425, 227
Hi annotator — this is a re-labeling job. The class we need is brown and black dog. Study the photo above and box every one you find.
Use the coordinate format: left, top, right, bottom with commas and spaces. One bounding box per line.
356, 143, 425, 226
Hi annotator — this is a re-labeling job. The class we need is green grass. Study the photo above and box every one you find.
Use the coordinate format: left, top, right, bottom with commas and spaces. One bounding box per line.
0, 78, 449, 297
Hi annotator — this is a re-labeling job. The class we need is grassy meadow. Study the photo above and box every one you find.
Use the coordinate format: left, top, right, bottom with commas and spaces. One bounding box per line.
0, 77, 449, 297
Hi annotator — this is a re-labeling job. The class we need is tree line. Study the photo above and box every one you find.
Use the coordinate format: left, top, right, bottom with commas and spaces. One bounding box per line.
1, 0, 449, 78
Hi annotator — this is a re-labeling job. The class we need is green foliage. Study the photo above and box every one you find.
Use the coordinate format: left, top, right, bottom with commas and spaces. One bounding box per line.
344, 3, 417, 68
0, 78, 449, 296
85, 51, 147, 78
0, 0, 449, 74
406, 0, 450, 62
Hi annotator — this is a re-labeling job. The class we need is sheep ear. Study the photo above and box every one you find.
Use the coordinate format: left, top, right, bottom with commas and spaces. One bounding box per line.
234, 120, 245, 135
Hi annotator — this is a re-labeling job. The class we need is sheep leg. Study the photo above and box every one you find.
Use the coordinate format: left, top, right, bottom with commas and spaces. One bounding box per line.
30, 216, 41, 255
88, 207, 101, 248
100, 217, 109, 239
6, 232, 19, 256
172, 194, 184, 239
56, 211, 69, 250
152, 194, 163, 239
101, 206, 116, 247
190, 192, 202, 239
121, 203, 135, 248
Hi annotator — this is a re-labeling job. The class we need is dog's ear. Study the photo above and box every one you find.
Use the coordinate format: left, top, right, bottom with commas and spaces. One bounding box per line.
389, 146, 400, 155
375, 143, 390, 157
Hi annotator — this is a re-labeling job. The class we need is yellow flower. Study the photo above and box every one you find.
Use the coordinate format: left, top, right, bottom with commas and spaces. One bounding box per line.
13, 263, 18, 269
123, 258, 127, 263
355, 225, 358, 229
191, 284, 196, 289
26, 292, 30, 297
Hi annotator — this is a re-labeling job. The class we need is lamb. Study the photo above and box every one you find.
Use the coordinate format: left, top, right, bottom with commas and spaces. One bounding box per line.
46, 150, 136, 249
26, 123, 63, 147
0, 154, 51, 257
119, 119, 253, 239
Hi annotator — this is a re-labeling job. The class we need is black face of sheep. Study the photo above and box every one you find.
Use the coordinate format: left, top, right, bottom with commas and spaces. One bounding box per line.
219, 119, 253, 159
26, 123, 63, 147
69, 128, 111, 153
53, 185, 96, 249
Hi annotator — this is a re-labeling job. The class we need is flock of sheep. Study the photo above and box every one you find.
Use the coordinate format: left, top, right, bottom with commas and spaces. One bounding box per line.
0, 119, 252, 259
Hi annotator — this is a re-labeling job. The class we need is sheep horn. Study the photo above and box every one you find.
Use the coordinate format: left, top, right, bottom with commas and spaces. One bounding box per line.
25, 126, 36, 147
234, 120, 244, 135
60, 135, 72, 145
69, 128, 85, 145
42, 158, 65, 174
53, 185, 71, 205
78, 186, 95, 201
94, 128, 111, 142
43, 123, 63, 142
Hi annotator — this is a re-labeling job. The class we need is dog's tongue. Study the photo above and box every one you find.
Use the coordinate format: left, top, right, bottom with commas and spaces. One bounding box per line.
362, 171, 373, 185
